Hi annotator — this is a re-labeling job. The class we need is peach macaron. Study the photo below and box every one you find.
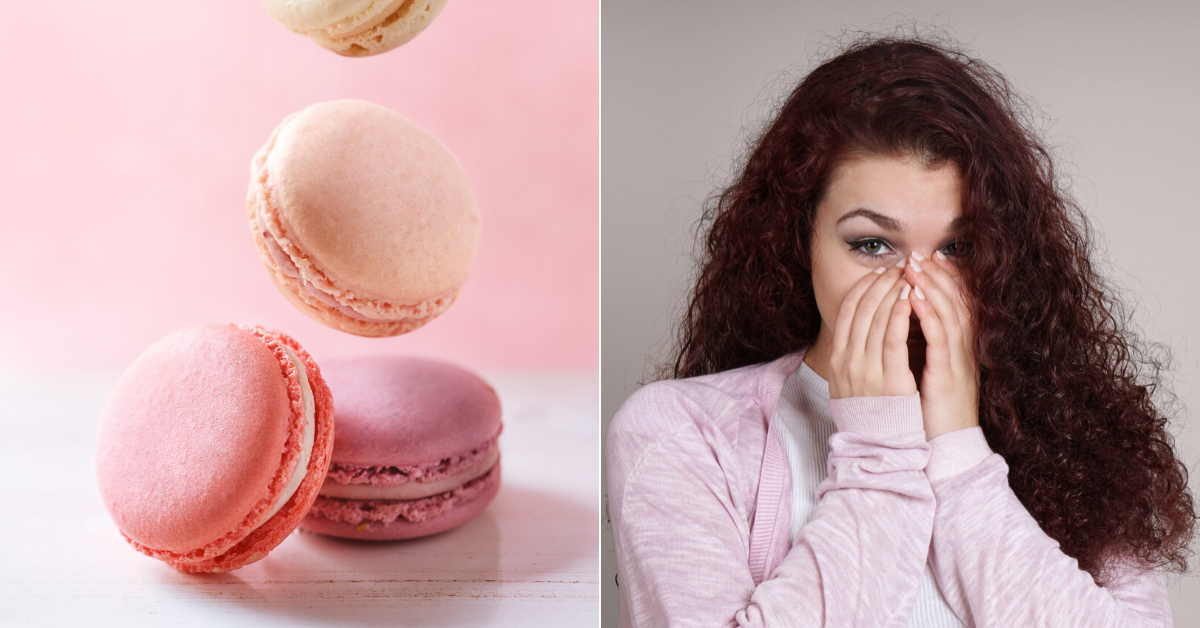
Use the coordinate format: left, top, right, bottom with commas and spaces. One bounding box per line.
95, 324, 334, 572
260, 0, 448, 57
301, 356, 502, 540
248, 99, 480, 337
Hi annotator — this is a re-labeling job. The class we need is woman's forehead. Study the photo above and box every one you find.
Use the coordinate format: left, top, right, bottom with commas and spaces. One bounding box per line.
820, 154, 963, 232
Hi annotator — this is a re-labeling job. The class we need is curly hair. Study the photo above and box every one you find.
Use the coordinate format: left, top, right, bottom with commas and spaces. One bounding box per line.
669, 35, 1194, 582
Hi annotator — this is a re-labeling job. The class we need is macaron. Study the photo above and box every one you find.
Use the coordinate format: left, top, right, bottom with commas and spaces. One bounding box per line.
248, 99, 480, 338
300, 356, 502, 540
95, 324, 334, 573
260, 0, 448, 57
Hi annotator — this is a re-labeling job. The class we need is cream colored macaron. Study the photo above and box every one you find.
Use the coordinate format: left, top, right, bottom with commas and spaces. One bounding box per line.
247, 100, 480, 337
261, 0, 448, 57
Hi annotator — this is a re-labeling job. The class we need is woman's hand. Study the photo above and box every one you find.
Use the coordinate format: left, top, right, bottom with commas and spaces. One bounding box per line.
904, 251, 979, 440
828, 264, 918, 399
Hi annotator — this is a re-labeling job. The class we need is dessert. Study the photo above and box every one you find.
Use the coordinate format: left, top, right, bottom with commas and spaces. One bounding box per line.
95, 324, 334, 572
300, 356, 502, 540
260, 0, 449, 57
248, 99, 480, 337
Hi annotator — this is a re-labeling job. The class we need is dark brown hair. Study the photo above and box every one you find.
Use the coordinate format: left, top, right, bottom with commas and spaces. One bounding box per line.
670, 35, 1194, 581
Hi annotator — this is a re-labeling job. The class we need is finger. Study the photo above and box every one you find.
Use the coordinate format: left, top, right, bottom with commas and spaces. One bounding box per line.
907, 270, 951, 372
864, 273, 907, 365
931, 250, 973, 346
905, 254, 964, 362
883, 285, 914, 392
831, 266, 892, 355
846, 265, 905, 356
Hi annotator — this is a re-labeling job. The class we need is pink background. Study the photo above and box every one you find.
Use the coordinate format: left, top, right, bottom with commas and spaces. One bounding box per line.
0, 1, 598, 373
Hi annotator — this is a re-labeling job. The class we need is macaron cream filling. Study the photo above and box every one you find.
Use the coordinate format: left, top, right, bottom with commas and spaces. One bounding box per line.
252, 186, 454, 325
324, 430, 502, 487
308, 0, 446, 58
256, 346, 317, 526
318, 448, 499, 501
256, 214, 394, 324
310, 0, 411, 40
306, 464, 500, 527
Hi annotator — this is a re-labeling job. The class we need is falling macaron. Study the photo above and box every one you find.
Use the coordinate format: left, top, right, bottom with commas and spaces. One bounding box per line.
260, 0, 449, 57
248, 99, 480, 338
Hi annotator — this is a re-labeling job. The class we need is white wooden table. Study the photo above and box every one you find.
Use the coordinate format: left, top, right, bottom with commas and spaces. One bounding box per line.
0, 370, 598, 626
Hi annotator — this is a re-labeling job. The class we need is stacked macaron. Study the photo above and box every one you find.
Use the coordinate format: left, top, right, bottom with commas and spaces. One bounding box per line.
302, 357, 502, 540
96, 325, 334, 572
98, 330, 502, 571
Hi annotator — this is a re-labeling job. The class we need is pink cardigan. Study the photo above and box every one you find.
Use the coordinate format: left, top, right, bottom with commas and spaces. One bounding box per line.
605, 351, 1173, 627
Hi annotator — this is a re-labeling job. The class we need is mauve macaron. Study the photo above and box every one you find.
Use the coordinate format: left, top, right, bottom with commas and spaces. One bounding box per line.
95, 324, 334, 573
260, 0, 448, 57
300, 356, 501, 540
247, 99, 480, 338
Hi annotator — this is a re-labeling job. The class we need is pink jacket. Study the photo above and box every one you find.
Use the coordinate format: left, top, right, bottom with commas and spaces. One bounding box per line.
605, 351, 1173, 627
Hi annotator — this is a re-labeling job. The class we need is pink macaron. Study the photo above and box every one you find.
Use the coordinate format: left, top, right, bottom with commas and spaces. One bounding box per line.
95, 324, 334, 572
300, 356, 502, 540
247, 99, 481, 338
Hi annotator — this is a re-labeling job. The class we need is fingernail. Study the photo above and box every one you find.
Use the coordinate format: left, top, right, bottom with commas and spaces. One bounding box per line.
874, 266, 886, 274
900, 284, 911, 300
895, 258, 906, 269
934, 250, 946, 261
910, 258, 922, 273
914, 286, 925, 300
912, 251, 926, 261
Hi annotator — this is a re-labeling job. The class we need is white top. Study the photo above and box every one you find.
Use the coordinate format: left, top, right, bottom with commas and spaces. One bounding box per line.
774, 361, 965, 627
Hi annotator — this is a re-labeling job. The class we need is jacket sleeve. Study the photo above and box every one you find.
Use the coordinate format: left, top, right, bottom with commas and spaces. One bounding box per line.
924, 427, 1174, 627
607, 385, 936, 628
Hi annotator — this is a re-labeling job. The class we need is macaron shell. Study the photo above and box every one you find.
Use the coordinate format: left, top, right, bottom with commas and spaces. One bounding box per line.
97, 325, 291, 554
96, 325, 335, 573
321, 356, 501, 467
313, 0, 449, 57
261, 0, 387, 35
252, 233, 450, 337
264, 100, 478, 306
300, 463, 501, 540
175, 328, 336, 573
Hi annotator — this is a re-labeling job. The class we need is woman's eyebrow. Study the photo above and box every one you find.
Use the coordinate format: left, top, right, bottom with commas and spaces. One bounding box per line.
835, 208, 903, 233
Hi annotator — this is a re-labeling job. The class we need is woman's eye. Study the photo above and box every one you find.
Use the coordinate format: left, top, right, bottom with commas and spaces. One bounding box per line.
940, 240, 963, 258
850, 238, 893, 257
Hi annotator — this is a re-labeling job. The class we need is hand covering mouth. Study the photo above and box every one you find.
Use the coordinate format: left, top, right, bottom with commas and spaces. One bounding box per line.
907, 314, 925, 342
906, 314, 927, 382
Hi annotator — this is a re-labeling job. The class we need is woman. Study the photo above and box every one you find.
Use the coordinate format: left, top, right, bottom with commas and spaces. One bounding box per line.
606, 36, 1194, 627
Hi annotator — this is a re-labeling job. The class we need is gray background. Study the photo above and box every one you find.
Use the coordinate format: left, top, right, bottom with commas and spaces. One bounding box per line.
601, 0, 1200, 625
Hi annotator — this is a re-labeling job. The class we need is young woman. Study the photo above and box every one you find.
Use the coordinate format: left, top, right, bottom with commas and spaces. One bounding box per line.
606, 37, 1194, 627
